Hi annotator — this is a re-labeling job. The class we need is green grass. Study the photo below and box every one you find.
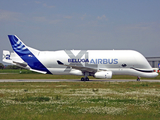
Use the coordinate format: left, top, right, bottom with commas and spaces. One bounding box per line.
0, 82, 160, 119
13, 96, 50, 102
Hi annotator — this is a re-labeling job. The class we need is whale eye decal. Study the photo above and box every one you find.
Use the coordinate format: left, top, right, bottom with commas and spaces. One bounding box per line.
122, 64, 127, 67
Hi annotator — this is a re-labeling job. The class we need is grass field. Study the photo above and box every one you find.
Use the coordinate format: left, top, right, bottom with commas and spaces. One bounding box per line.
0, 82, 160, 120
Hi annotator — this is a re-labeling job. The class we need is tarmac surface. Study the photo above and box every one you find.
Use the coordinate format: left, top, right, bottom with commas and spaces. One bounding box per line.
0, 79, 160, 82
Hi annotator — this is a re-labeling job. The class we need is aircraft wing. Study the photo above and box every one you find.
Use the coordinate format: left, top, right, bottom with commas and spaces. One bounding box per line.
57, 60, 99, 73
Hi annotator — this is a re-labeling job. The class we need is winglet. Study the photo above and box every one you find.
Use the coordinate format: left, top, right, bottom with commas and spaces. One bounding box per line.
57, 60, 64, 65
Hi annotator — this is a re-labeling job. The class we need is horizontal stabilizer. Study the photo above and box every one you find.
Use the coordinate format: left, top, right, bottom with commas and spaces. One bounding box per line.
3, 50, 28, 67
13, 61, 28, 67
30, 69, 47, 74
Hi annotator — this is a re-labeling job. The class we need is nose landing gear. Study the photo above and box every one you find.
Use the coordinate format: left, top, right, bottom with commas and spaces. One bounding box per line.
137, 76, 140, 81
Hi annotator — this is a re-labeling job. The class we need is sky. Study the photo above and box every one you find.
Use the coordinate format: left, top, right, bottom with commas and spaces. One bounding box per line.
0, 0, 160, 64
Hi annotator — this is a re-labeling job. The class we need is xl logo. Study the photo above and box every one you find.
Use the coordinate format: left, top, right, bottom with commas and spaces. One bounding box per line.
64, 50, 97, 72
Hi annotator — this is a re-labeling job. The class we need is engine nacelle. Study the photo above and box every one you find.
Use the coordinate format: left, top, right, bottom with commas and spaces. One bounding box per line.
94, 71, 112, 79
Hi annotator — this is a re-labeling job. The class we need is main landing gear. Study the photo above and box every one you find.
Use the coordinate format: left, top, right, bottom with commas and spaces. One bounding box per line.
81, 77, 89, 81
137, 76, 140, 81
81, 72, 90, 81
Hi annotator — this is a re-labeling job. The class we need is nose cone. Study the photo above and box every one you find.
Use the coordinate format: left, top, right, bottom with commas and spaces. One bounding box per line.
150, 72, 159, 78
141, 71, 159, 78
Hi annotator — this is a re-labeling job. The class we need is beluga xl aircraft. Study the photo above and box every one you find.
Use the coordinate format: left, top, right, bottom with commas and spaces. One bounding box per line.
3, 35, 158, 81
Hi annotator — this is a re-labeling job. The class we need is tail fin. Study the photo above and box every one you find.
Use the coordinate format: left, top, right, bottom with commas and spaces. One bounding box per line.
158, 63, 160, 70
7, 35, 51, 74
8, 35, 32, 56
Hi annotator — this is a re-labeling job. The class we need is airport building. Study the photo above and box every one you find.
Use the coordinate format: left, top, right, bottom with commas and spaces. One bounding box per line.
146, 57, 160, 68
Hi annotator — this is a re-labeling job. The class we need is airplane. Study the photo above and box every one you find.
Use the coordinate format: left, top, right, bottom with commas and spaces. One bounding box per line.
3, 35, 158, 81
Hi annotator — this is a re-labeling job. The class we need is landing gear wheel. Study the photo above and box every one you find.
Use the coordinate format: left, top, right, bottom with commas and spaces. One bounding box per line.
81, 77, 89, 81
86, 77, 89, 81
81, 77, 84, 81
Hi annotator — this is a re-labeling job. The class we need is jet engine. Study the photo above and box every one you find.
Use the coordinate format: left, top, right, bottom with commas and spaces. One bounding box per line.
94, 71, 112, 79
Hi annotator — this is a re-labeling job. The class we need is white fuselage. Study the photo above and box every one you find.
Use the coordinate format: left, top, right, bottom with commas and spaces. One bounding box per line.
3, 35, 158, 79
36, 50, 157, 78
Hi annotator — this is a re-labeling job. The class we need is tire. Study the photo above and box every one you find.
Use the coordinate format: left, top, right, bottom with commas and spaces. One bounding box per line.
86, 77, 89, 81
81, 77, 84, 81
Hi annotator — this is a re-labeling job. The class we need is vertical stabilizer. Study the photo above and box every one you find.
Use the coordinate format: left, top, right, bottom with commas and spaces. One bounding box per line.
8, 35, 33, 56
7, 35, 52, 74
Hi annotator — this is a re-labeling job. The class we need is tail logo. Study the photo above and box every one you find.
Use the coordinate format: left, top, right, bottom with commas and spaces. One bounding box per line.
8, 35, 30, 56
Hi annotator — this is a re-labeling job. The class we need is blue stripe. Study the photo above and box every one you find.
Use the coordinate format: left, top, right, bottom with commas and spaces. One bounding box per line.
8, 35, 52, 74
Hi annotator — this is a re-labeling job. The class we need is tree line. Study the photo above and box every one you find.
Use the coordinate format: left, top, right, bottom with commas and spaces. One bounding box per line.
0, 63, 22, 69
